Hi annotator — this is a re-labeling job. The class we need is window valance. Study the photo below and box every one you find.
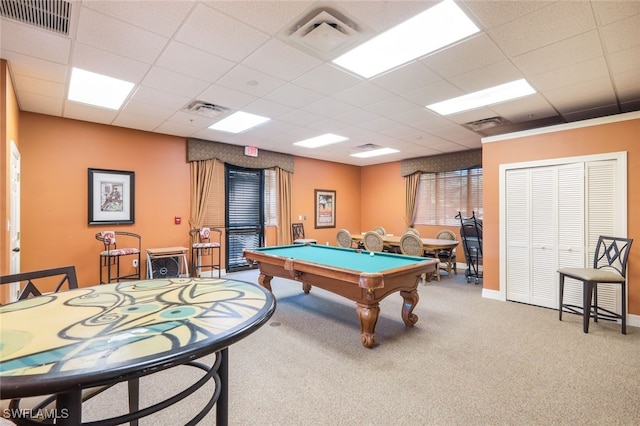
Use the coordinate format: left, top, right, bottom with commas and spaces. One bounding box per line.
400, 148, 482, 176
187, 137, 294, 173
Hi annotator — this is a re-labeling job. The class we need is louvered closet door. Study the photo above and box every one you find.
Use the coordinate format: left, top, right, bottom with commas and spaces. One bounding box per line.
556, 163, 585, 308
530, 166, 558, 308
505, 169, 531, 304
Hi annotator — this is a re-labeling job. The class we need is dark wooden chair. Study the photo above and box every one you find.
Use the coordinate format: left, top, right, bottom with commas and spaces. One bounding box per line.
0, 265, 78, 302
558, 235, 633, 334
96, 231, 142, 283
0, 265, 140, 425
190, 227, 222, 278
292, 222, 317, 244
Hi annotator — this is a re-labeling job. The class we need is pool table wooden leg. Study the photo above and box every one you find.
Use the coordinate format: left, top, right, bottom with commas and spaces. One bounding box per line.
400, 289, 419, 327
356, 303, 380, 348
258, 273, 273, 292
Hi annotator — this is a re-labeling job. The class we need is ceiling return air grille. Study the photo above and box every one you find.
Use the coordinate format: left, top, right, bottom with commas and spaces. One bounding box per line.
0, 0, 71, 35
183, 101, 230, 118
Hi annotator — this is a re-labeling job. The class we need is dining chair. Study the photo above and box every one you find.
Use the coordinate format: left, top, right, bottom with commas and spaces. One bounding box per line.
558, 235, 633, 334
291, 222, 317, 244
363, 231, 384, 252
0, 265, 78, 302
336, 229, 354, 248
403, 227, 420, 236
0, 266, 140, 424
435, 229, 457, 278
399, 233, 424, 257
372, 226, 386, 236
96, 231, 142, 283
190, 227, 222, 278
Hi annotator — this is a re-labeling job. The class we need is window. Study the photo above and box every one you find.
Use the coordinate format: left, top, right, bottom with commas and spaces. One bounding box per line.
264, 168, 277, 226
414, 168, 483, 226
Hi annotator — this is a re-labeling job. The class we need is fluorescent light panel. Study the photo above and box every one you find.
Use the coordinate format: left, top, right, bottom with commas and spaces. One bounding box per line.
332, 0, 480, 78
293, 133, 348, 148
426, 79, 536, 115
351, 148, 400, 158
68, 67, 134, 110
208, 111, 270, 133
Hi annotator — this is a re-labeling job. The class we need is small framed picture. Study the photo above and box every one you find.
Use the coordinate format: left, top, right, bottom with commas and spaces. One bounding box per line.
315, 189, 336, 229
88, 168, 135, 225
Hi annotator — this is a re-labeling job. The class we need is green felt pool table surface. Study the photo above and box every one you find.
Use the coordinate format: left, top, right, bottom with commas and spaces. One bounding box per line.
243, 244, 438, 348
249, 244, 427, 273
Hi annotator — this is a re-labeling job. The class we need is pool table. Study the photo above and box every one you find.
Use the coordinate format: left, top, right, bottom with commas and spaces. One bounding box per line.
243, 244, 438, 348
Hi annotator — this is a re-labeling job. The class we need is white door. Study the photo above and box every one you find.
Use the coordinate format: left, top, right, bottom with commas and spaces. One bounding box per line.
9, 141, 21, 301
503, 154, 625, 311
505, 169, 531, 303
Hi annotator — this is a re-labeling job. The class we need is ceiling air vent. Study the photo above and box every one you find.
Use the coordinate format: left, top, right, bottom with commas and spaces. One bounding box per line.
183, 101, 230, 118
0, 0, 71, 35
287, 8, 363, 59
356, 143, 381, 150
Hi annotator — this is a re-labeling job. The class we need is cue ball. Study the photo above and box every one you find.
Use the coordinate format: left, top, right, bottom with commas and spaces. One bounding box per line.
369, 252, 374, 256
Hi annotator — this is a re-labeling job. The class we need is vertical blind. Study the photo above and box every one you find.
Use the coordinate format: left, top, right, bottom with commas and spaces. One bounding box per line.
264, 168, 277, 226
414, 168, 483, 226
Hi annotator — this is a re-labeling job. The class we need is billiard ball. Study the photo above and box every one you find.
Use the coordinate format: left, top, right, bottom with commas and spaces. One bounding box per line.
369, 252, 374, 256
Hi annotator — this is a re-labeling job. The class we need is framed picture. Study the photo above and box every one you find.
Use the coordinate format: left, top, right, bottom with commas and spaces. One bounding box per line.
88, 168, 135, 225
315, 189, 336, 229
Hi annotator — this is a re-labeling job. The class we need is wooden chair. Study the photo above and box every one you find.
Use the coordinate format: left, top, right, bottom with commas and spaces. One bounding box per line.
363, 231, 384, 252
435, 229, 457, 278
0, 266, 140, 425
96, 231, 141, 283
558, 236, 633, 334
336, 229, 354, 248
291, 223, 317, 244
190, 227, 222, 278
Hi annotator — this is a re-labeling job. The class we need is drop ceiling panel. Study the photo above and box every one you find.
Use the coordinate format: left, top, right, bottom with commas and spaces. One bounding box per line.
487, 1, 596, 57
174, 4, 269, 62
2, 0, 639, 166
242, 39, 323, 81
156, 42, 235, 83
141, 67, 209, 98
76, 8, 168, 64
72, 43, 150, 83
419, 33, 506, 78
215, 64, 287, 97
0, 19, 71, 64
599, 14, 640, 53
82, 1, 195, 37
293, 64, 361, 96
511, 30, 604, 77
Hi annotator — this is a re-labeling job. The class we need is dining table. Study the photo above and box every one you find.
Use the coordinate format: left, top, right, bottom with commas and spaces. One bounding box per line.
0, 277, 275, 425
351, 233, 459, 281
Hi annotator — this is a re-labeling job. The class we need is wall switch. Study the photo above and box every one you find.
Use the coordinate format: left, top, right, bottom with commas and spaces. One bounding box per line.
298, 215, 302, 220
133, 259, 139, 268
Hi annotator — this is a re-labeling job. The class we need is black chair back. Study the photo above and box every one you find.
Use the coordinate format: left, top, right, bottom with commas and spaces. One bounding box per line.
0, 265, 78, 303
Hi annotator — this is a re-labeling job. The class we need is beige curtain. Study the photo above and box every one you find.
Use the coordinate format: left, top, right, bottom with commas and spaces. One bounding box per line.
189, 159, 216, 229
276, 167, 292, 245
405, 172, 420, 227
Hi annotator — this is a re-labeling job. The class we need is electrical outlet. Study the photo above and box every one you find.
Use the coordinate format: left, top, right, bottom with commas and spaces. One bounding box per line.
133, 259, 139, 268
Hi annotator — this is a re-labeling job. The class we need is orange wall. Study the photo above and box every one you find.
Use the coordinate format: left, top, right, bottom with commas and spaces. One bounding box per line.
291, 156, 361, 246
482, 116, 640, 313
19, 113, 191, 287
